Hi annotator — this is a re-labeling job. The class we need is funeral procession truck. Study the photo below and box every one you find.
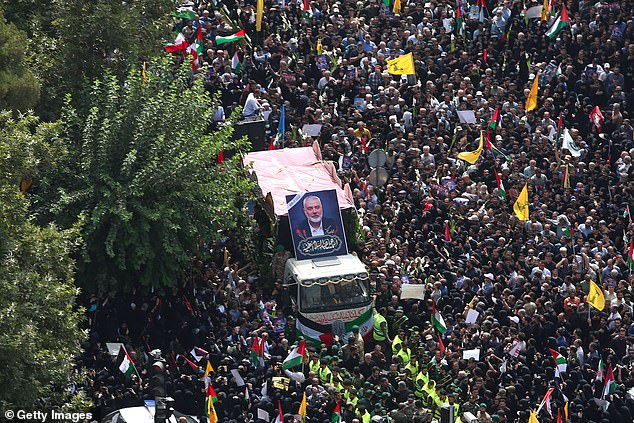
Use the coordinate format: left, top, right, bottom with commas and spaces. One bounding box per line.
243, 142, 374, 345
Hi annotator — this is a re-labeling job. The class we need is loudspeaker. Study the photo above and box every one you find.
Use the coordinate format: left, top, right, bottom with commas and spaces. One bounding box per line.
232, 117, 267, 151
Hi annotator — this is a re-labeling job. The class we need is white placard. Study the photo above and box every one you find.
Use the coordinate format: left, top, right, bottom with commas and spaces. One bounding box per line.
465, 309, 480, 324
457, 110, 477, 124
257, 409, 270, 421
302, 124, 323, 137
400, 284, 425, 300
462, 348, 481, 360
231, 368, 246, 387
106, 342, 124, 356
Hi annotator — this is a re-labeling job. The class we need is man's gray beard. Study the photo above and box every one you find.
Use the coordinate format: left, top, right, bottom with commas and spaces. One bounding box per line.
308, 216, 322, 224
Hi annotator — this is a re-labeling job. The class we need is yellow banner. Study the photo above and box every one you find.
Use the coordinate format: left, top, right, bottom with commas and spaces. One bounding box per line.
525, 74, 539, 111
513, 183, 529, 221
387, 53, 415, 75
587, 280, 605, 311
457, 132, 483, 164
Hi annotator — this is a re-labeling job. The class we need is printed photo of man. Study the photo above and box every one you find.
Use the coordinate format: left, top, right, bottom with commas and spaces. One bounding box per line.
297, 195, 341, 237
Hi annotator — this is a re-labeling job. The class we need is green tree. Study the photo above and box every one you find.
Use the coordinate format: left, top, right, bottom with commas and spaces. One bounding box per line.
0, 10, 40, 112
3, 0, 176, 120
33, 61, 252, 293
0, 111, 86, 409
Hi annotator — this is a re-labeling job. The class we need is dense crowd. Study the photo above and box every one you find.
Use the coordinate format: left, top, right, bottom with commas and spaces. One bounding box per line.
79, 0, 634, 422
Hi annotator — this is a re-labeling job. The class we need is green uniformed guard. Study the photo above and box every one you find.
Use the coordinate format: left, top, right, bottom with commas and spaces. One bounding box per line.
373, 311, 388, 343
396, 342, 411, 364
404, 355, 419, 376
309, 353, 320, 374
317, 358, 332, 384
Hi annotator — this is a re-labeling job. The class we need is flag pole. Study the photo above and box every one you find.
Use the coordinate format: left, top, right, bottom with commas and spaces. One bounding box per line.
125, 345, 143, 388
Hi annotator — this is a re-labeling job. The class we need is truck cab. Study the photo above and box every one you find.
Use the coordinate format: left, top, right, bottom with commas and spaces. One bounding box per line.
283, 255, 374, 343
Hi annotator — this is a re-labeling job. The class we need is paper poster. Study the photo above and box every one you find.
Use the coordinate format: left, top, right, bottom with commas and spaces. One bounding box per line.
106, 343, 124, 356
457, 110, 477, 124
231, 368, 246, 387
286, 189, 348, 260
401, 284, 425, 300
301, 124, 322, 137
463, 349, 481, 360
465, 308, 480, 324
257, 409, 270, 421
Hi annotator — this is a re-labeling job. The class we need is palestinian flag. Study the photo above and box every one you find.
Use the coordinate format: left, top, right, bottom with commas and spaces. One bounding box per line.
282, 340, 307, 370
489, 108, 501, 130
232, 50, 241, 73
250, 336, 265, 368
494, 169, 507, 200
188, 26, 204, 70
546, 4, 570, 39
302, 0, 312, 18
191, 346, 208, 362
596, 358, 605, 382
216, 29, 246, 45
549, 348, 567, 376
562, 226, 574, 238
431, 299, 447, 334
296, 305, 374, 345
165, 32, 188, 53
537, 387, 554, 417
455, 6, 464, 36
117, 345, 135, 378
602, 364, 617, 397
624, 205, 631, 221
331, 400, 342, 423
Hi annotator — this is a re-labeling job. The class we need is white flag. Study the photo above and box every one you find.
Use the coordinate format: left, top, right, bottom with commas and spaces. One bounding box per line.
561, 128, 582, 157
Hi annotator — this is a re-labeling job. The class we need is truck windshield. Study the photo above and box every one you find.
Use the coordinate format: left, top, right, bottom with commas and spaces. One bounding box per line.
299, 276, 369, 312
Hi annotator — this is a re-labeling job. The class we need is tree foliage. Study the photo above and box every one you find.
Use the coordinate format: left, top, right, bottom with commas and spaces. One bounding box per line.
32, 61, 253, 293
3, 0, 176, 120
0, 10, 40, 112
0, 111, 86, 409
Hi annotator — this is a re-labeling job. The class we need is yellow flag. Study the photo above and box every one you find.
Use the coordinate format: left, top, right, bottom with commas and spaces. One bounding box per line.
298, 392, 307, 420
525, 74, 539, 111
457, 131, 483, 164
387, 53, 415, 75
316, 38, 323, 55
513, 183, 529, 221
205, 360, 214, 377
587, 280, 605, 311
564, 402, 569, 421
528, 410, 540, 423
541, 0, 550, 21
208, 401, 218, 423
256, 0, 264, 31
393, 0, 401, 14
